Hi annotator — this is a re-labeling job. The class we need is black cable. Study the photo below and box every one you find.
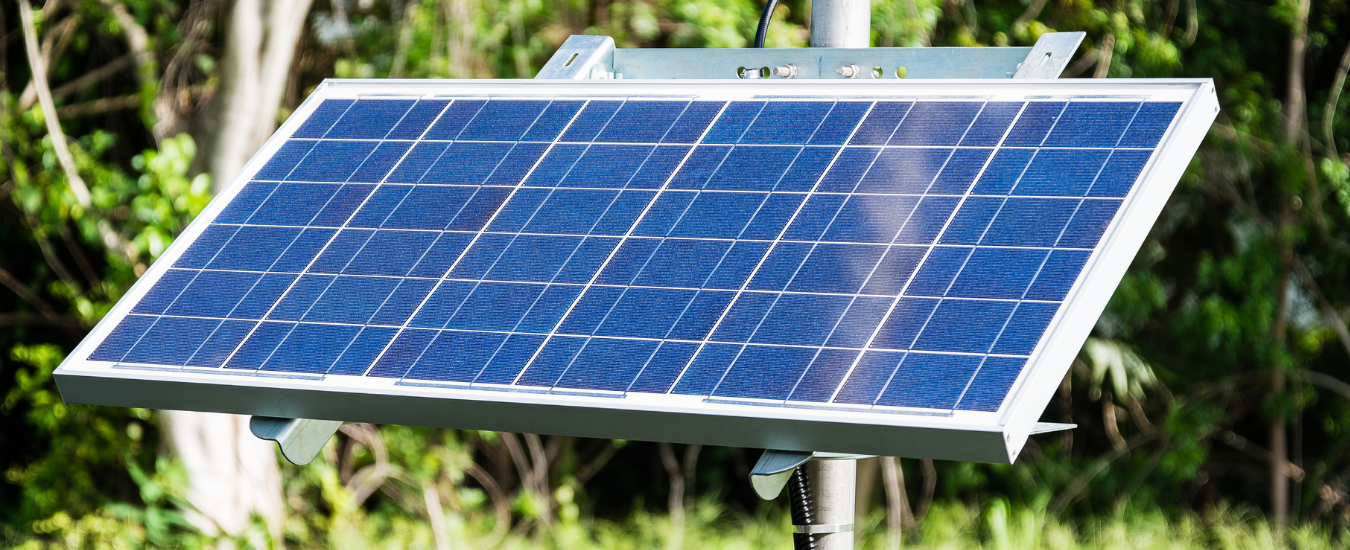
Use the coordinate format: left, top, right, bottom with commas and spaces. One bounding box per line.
753, 0, 781, 48
788, 467, 818, 550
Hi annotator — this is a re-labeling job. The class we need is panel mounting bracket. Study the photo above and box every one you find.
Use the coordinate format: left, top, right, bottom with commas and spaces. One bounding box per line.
249, 416, 343, 465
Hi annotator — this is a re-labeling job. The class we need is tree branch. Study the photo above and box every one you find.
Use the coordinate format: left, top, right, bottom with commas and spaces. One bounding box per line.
48, 54, 134, 101
1324, 40, 1350, 159
0, 267, 59, 319
18, 0, 90, 206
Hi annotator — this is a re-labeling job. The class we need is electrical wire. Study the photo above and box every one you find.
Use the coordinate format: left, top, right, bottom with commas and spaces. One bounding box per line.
754, 0, 781, 48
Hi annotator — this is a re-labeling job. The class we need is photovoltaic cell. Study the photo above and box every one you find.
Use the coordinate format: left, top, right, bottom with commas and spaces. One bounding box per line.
87, 92, 1185, 417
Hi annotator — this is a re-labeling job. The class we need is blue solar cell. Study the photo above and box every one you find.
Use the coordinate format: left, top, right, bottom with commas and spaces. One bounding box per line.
267, 275, 334, 321
703, 101, 765, 144
706, 146, 799, 191
857, 148, 951, 194
776, 147, 838, 191
185, 320, 256, 368
458, 100, 550, 141
89, 315, 157, 362
629, 342, 700, 393
254, 141, 314, 181
928, 148, 992, 195
560, 145, 653, 188
262, 323, 361, 373
325, 100, 415, 140
802, 102, 867, 145
366, 328, 437, 378
961, 102, 1022, 146
912, 299, 1016, 353
704, 241, 771, 289
1003, 102, 1066, 147
1013, 149, 1109, 197
249, 183, 340, 226
207, 226, 301, 272
368, 278, 437, 326
404, 330, 506, 382
787, 244, 887, 294
595, 288, 697, 339
593, 190, 655, 235
859, 246, 925, 296
669, 146, 732, 189
667, 290, 735, 340
133, 269, 197, 314
597, 101, 688, 143
554, 237, 619, 283
516, 285, 584, 333
894, 196, 960, 245
515, 336, 588, 387
489, 188, 550, 232
670, 343, 742, 395
521, 101, 584, 142
166, 270, 260, 318
870, 298, 938, 350
216, 183, 277, 224
850, 102, 911, 145
381, 185, 475, 230
484, 143, 549, 186
970, 149, 1034, 195
224, 322, 295, 370
448, 234, 513, 279
408, 280, 474, 328
487, 235, 582, 282
423, 99, 486, 140
746, 242, 812, 291
123, 316, 221, 366
526, 189, 618, 234
448, 187, 514, 231
633, 192, 696, 237
633, 239, 729, 287
303, 276, 400, 324
825, 296, 893, 347
741, 102, 833, 145
229, 273, 295, 319
751, 293, 852, 346
310, 229, 375, 273
669, 192, 766, 239
817, 147, 879, 193
423, 142, 513, 185
1089, 150, 1152, 198
292, 99, 353, 138
991, 302, 1058, 355
982, 197, 1077, 247
956, 356, 1027, 411
890, 102, 982, 146
714, 345, 818, 400
348, 185, 412, 228
596, 238, 660, 284
1025, 249, 1089, 301
875, 353, 983, 409
1118, 102, 1180, 148
740, 193, 803, 240
556, 338, 660, 391
903, 246, 971, 297
525, 144, 587, 186
710, 292, 777, 342
1042, 102, 1140, 148
946, 248, 1048, 300
447, 282, 546, 331
328, 326, 398, 375
311, 184, 375, 226
833, 350, 905, 404
788, 348, 860, 402
663, 102, 725, 143
473, 333, 546, 383
780, 195, 845, 241
561, 101, 623, 142
287, 141, 377, 183
628, 146, 690, 189
387, 100, 450, 140
1057, 199, 1120, 248
557, 286, 625, 335
347, 142, 410, 183
939, 196, 1002, 245
386, 142, 449, 183
408, 232, 474, 278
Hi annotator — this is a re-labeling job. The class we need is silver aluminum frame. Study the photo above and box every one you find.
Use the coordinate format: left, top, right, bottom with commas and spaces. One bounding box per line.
54, 79, 1218, 464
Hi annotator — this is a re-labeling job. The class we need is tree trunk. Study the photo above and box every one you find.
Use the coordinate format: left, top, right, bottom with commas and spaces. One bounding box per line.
163, 411, 284, 538
194, 0, 316, 193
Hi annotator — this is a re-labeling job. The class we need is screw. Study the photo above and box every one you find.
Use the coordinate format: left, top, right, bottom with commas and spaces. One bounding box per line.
837, 64, 860, 78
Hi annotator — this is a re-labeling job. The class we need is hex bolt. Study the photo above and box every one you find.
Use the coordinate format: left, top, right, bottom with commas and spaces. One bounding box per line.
774, 64, 798, 78
836, 64, 861, 78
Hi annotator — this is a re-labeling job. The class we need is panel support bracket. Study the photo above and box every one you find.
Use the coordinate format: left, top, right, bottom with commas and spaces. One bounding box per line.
249, 416, 343, 465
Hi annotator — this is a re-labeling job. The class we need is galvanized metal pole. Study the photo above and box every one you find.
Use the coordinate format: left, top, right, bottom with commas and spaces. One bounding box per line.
810, 0, 872, 48
788, 456, 857, 549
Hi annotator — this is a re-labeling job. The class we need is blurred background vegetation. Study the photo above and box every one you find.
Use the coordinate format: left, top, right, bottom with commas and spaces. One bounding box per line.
2, 0, 1350, 547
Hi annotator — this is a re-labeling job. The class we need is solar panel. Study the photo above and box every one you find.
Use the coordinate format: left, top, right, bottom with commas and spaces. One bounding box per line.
55, 79, 1217, 463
